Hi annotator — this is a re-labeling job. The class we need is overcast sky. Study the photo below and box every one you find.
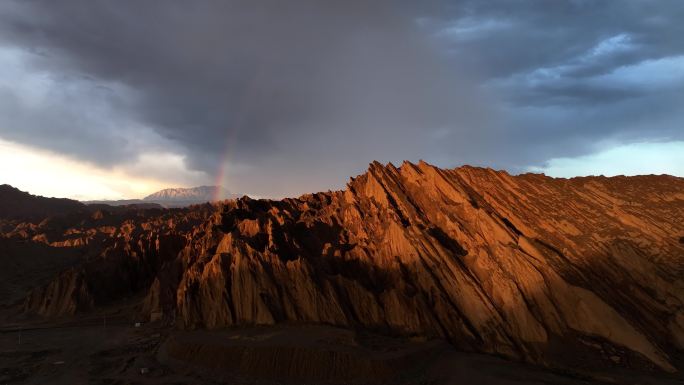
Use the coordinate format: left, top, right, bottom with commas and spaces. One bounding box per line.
0, 0, 682, 199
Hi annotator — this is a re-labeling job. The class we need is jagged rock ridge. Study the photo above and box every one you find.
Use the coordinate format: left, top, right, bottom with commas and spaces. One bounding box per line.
14, 162, 684, 373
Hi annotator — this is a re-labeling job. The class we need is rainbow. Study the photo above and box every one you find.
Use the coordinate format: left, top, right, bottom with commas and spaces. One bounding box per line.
212, 65, 265, 202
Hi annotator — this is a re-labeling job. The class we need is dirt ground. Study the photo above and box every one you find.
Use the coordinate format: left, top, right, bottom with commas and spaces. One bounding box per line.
1, 312, 683, 385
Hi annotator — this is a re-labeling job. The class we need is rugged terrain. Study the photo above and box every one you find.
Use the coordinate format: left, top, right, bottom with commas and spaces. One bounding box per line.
2, 161, 683, 383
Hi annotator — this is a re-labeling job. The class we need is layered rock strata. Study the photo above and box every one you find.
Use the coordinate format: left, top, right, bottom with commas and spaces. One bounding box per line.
13, 162, 684, 372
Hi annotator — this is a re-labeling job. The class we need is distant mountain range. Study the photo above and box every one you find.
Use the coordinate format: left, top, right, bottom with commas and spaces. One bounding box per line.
144, 185, 238, 202
84, 185, 242, 208
0, 184, 243, 225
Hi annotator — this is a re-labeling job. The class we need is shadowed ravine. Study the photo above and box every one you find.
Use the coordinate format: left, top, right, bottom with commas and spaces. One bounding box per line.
6, 161, 684, 378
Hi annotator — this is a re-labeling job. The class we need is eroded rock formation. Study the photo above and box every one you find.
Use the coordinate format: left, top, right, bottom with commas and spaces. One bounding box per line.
9, 162, 684, 372
11, 206, 214, 316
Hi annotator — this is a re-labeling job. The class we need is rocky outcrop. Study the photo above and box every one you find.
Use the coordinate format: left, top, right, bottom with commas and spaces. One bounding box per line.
161, 162, 684, 372
18, 206, 215, 317
13, 162, 684, 373
0, 237, 82, 306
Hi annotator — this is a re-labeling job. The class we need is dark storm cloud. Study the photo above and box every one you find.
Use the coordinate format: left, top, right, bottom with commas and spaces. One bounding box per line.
0, 0, 492, 190
424, 0, 684, 168
432, 1, 684, 78
0, 0, 682, 195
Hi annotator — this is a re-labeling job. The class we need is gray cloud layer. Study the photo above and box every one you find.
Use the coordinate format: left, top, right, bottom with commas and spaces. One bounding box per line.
0, 1, 682, 195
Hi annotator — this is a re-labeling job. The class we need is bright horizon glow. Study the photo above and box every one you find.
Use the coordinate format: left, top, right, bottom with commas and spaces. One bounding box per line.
2, 137, 682, 201
527, 141, 684, 178
0, 138, 210, 200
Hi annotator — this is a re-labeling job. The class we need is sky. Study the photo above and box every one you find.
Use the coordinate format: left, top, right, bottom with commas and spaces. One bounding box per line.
0, 1, 682, 200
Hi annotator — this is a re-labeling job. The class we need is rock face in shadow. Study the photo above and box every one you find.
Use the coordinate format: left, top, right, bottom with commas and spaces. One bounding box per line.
11, 162, 684, 373
0, 184, 86, 222
12, 206, 215, 316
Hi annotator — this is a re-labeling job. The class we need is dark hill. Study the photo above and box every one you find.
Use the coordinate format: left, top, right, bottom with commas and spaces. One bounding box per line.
0, 184, 87, 222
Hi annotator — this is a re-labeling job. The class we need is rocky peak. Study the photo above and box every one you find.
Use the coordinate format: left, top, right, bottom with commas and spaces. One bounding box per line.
13, 162, 684, 374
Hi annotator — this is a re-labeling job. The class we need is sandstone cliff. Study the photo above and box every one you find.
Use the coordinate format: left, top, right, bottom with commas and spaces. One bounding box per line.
12, 162, 684, 373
